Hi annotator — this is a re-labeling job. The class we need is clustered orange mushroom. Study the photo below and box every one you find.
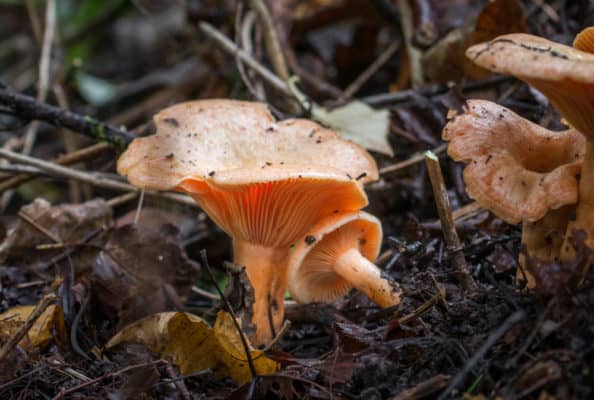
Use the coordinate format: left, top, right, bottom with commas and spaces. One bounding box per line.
118, 99, 400, 344
443, 100, 584, 286
443, 26, 594, 286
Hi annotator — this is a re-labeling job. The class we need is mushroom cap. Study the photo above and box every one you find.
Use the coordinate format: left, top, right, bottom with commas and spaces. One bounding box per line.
466, 31, 594, 139
117, 99, 378, 190
287, 211, 381, 303
117, 99, 377, 247
443, 99, 584, 224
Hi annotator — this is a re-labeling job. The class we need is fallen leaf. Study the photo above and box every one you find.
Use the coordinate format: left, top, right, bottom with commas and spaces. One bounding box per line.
75, 71, 117, 106
106, 311, 278, 384
523, 229, 592, 296
0, 303, 66, 351
289, 80, 393, 155
0, 198, 112, 266
214, 311, 278, 384
313, 100, 393, 156
91, 223, 199, 325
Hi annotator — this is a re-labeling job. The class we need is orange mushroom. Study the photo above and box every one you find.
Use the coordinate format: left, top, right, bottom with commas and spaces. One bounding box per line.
466, 28, 594, 260
288, 211, 400, 307
117, 99, 378, 344
443, 99, 584, 286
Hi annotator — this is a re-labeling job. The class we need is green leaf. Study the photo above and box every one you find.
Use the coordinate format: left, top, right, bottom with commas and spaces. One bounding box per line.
75, 71, 116, 106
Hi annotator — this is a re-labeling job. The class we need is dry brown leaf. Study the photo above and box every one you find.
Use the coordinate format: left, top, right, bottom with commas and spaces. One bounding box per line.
0, 198, 112, 265
422, 0, 527, 82
106, 311, 278, 384
0, 304, 66, 351
91, 223, 199, 325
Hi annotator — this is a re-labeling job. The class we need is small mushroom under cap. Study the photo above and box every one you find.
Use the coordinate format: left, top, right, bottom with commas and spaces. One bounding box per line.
117, 99, 378, 344
443, 99, 584, 224
288, 211, 400, 307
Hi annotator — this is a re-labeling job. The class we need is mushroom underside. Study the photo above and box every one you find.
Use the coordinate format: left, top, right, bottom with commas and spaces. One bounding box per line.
289, 213, 400, 308
176, 176, 369, 344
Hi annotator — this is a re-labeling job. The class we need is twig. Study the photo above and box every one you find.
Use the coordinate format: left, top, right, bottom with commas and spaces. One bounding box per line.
24, 0, 42, 41
397, 292, 440, 326
261, 320, 290, 352
133, 188, 145, 224
437, 310, 526, 400
106, 192, 138, 208
51, 359, 166, 400
379, 143, 447, 175
0, 142, 112, 192
191, 285, 221, 301
0, 147, 135, 191
391, 374, 450, 400
164, 362, 191, 400
22, 0, 56, 155
236, 9, 266, 102
53, 81, 83, 203
396, 0, 424, 88
424, 151, 477, 293
360, 76, 511, 106
339, 40, 400, 102
0, 366, 47, 392
248, 0, 290, 80
2, 0, 58, 210
200, 249, 258, 379
451, 201, 482, 221
18, 209, 61, 244
0, 163, 46, 175
0, 148, 198, 207
199, 21, 290, 97
0, 293, 57, 361
0, 84, 135, 147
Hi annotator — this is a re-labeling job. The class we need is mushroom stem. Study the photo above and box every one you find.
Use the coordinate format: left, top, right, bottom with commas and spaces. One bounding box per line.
562, 141, 594, 261
233, 240, 289, 345
519, 205, 574, 287
334, 248, 400, 307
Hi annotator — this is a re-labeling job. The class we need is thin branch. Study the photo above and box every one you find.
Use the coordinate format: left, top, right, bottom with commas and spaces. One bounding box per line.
0, 84, 135, 147
437, 310, 526, 400
359, 76, 512, 106
164, 362, 191, 400
339, 40, 400, 102
0, 142, 112, 192
0, 293, 57, 361
379, 143, 447, 175
390, 374, 450, 400
0, 148, 198, 207
22, 0, 56, 155
199, 21, 290, 97
424, 151, 477, 293
200, 249, 258, 379
18, 208, 62, 243
396, 0, 424, 88
51, 360, 167, 400
248, 0, 290, 80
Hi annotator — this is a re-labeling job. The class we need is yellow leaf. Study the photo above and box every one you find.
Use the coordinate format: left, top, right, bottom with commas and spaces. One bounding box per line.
214, 311, 279, 383
163, 312, 221, 375
0, 304, 65, 351
106, 311, 278, 384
